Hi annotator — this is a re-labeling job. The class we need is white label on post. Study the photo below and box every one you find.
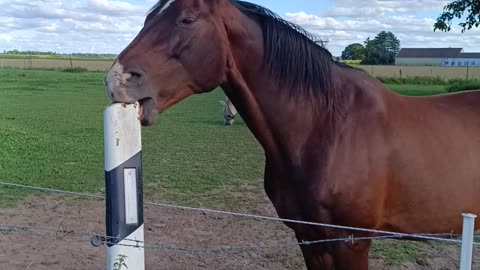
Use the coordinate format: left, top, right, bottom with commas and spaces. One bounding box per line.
124, 168, 138, 225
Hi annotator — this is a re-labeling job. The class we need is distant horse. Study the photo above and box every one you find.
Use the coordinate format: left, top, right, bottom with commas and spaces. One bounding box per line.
104, 1, 480, 269
219, 97, 237, 125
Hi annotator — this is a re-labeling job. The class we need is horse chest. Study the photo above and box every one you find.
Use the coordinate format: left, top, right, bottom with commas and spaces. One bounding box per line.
263, 164, 333, 222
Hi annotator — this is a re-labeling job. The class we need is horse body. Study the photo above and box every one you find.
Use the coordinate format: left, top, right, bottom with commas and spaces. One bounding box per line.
104, 0, 480, 268
377, 91, 480, 233
227, 49, 480, 267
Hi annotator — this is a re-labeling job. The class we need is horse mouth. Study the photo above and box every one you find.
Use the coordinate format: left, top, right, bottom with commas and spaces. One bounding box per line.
137, 97, 156, 126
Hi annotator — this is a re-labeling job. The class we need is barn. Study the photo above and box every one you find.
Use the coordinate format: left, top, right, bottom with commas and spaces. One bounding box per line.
395, 48, 480, 67
445, 53, 480, 67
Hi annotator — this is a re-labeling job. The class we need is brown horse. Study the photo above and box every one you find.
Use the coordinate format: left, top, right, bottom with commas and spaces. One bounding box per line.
104, 0, 480, 269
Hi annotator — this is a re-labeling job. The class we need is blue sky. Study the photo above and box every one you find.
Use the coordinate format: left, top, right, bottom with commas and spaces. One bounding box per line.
229, 0, 333, 14
0, 0, 479, 56
123, 0, 333, 14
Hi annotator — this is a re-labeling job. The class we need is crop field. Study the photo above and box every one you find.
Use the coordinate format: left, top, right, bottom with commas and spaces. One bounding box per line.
0, 68, 478, 269
3, 56, 480, 80
0, 58, 113, 71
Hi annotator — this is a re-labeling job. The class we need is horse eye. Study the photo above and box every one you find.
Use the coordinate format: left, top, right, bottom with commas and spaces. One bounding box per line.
180, 17, 196, 25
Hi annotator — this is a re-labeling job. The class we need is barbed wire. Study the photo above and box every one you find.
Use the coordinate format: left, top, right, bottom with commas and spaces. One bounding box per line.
0, 181, 475, 247
0, 221, 267, 269
2, 220, 478, 262
0, 222, 422, 255
0, 182, 103, 199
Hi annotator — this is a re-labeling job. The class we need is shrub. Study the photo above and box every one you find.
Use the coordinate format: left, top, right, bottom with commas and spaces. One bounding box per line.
446, 80, 480, 93
339, 59, 362, 65
376, 76, 449, 85
62, 67, 88, 73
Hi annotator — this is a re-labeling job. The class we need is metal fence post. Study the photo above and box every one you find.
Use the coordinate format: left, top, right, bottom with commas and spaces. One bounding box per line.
460, 213, 476, 270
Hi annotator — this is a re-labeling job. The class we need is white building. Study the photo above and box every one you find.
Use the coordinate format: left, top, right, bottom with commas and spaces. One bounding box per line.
443, 53, 480, 67
395, 48, 480, 67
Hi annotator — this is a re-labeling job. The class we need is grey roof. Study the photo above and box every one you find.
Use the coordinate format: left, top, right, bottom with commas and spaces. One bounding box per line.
458, 53, 480, 58
396, 48, 463, 58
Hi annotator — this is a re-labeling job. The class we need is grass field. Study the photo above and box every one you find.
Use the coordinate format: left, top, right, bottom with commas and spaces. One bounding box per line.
0, 68, 265, 208
0, 68, 453, 266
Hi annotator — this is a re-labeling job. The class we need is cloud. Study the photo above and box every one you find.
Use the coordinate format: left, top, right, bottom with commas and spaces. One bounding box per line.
324, 0, 448, 19
284, 8, 480, 56
0, 34, 13, 43
0, 0, 477, 57
0, 0, 148, 53
87, 0, 146, 17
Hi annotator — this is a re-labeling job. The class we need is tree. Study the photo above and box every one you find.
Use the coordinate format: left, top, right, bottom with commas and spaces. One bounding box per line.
341, 43, 366, 60
434, 0, 480, 32
361, 31, 400, 65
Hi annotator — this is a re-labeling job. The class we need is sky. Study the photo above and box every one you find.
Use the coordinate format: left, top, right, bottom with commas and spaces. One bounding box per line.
1, 0, 479, 56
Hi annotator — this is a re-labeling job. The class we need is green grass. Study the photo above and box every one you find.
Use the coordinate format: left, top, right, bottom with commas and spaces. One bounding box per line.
371, 240, 427, 266
0, 68, 264, 207
385, 84, 447, 96
0, 68, 453, 265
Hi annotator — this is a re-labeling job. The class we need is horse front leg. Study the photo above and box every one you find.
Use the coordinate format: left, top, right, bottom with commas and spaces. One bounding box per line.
291, 227, 334, 270
294, 225, 372, 270
297, 243, 334, 270
331, 237, 371, 270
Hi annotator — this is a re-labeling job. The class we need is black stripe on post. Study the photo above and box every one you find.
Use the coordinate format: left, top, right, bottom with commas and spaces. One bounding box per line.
105, 151, 143, 247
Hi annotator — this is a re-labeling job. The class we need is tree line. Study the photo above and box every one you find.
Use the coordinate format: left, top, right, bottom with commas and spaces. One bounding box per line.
340, 31, 400, 65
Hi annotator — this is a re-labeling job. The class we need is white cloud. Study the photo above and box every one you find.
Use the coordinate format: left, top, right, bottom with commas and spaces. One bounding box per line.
0, 34, 13, 43
87, 0, 146, 17
0, 0, 148, 53
284, 8, 480, 56
324, 0, 448, 19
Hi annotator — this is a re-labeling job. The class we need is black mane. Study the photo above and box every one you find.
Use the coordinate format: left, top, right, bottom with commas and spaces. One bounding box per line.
231, 1, 352, 101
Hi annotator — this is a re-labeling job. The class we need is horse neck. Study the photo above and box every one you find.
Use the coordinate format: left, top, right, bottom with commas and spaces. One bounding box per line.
221, 13, 342, 165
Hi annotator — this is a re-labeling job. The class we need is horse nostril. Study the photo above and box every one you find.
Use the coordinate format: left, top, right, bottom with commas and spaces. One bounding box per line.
125, 71, 144, 86
130, 71, 142, 79
127, 70, 144, 84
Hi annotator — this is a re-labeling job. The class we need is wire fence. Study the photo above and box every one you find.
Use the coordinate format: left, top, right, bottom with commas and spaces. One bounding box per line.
0, 222, 402, 254
3, 58, 480, 80
0, 180, 477, 253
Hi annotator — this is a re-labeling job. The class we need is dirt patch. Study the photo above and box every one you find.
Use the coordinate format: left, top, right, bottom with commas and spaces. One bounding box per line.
0, 193, 478, 270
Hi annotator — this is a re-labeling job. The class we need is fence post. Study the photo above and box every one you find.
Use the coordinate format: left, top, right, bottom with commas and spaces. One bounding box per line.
460, 213, 476, 270
104, 103, 145, 270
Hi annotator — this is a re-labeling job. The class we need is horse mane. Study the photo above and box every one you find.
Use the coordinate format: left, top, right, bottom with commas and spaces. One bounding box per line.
231, 1, 354, 102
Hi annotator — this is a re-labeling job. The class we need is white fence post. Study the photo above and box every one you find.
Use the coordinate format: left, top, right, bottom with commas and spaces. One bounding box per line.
460, 213, 476, 270
104, 103, 145, 270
